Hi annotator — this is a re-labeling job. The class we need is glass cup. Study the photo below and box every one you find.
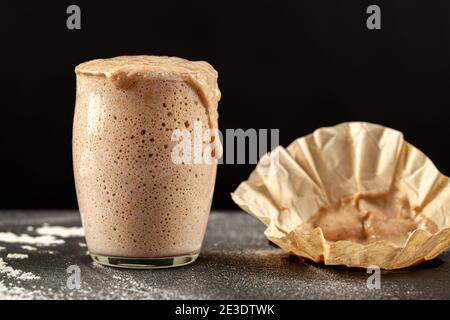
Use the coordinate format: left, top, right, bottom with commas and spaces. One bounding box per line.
72, 56, 220, 269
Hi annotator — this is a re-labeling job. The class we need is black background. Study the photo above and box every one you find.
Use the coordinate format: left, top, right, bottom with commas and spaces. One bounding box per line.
0, 0, 449, 210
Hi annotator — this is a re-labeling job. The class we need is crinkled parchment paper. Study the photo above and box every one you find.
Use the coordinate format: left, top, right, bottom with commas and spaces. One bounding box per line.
231, 122, 450, 269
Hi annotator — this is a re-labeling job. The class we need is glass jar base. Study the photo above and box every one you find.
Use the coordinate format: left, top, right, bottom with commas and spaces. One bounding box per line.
91, 252, 199, 269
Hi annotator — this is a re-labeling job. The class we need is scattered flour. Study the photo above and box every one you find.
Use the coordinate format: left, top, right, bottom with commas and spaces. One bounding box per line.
0, 258, 40, 281
0, 281, 34, 300
36, 226, 84, 238
0, 280, 51, 300
0, 225, 83, 248
78, 242, 87, 247
0, 232, 64, 246
92, 261, 105, 268
7, 253, 29, 260
0, 224, 88, 299
100, 268, 193, 299
18, 272, 39, 280
21, 245, 37, 251
0, 224, 90, 299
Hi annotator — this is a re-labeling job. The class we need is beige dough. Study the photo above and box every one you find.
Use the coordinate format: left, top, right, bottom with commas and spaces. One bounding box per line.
305, 194, 438, 246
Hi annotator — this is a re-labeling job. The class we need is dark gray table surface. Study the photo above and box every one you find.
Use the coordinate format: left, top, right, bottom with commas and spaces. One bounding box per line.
0, 210, 449, 300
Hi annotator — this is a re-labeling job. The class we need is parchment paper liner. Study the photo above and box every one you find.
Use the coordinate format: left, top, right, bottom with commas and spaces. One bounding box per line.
231, 122, 450, 269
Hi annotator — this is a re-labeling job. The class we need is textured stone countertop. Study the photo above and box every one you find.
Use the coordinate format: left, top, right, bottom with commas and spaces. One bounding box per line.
0, 210, 449, 300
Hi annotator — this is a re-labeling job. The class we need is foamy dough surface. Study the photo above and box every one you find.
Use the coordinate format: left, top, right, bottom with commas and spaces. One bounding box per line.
73, 62, 219, 257
75, 55, 221, 127
75, 55, 218, 81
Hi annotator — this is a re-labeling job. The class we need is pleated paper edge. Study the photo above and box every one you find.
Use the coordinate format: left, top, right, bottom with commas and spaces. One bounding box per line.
231, 122, 450, 270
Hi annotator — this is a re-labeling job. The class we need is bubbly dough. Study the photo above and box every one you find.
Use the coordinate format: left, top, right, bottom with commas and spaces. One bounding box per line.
73, 56, 220, 257
306, 194, 438, 246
